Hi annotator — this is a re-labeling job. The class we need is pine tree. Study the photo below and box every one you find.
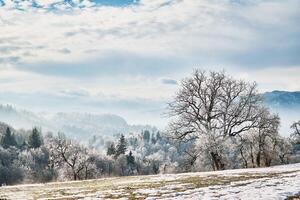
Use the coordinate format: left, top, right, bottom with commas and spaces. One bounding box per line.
107, 143, 116, 156
126, 151, 135, 165
126, 151, 135, 175
151, 132, 157, 144
156, 132, 162, 141
143, 130, 150, 143
28, 127, 43, 149
115, 134, 127, 158
0, 127, 17, 148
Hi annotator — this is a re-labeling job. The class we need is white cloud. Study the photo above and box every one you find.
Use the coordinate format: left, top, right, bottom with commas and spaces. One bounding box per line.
0, 0, 299, 126
244, 66, 300, 92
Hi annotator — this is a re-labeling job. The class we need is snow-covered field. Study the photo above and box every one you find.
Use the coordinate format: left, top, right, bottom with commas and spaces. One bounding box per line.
1, 163, 300, 200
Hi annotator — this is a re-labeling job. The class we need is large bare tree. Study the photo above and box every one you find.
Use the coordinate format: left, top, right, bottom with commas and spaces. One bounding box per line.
167, 70, 264, 170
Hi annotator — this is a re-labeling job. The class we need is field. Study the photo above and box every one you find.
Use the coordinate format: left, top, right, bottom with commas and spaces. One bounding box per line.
0, 163, 300, 200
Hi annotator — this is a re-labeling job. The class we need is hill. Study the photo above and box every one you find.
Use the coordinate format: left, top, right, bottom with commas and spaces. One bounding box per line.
263, 90, 300, 108
0, 105, 156, 143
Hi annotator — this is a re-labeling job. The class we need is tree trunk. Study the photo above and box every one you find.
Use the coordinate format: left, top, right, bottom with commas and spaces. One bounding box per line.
256, 151, 261, 167
264, 154, 272, 167
250, 145, 255, 168
73, 172, 77, 180
210, 152, 225, 170
240, 148, 248, 168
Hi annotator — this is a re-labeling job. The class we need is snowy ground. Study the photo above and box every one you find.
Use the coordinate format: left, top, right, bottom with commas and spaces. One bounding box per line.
1, 163, 300, 200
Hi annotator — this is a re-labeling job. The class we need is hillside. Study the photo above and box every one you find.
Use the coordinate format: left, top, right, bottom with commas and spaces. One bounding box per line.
0, 163, 299, 200
0, 90, 299, 138
0, 105, 156, 142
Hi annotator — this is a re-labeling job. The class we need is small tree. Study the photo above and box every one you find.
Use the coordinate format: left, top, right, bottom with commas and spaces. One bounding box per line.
291, 121, 300, 143
126, 151, 136, 175
107, 143, 116, 156
143, 130, 150, 143
0, 147, 24, 185
0, 127, 17, 149
51, 134, 92, 181
28, 127, 43, 149
115, 134, 127, 159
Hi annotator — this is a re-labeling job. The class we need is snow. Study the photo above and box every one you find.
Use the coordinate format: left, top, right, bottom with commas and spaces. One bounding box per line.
160, 171, 300, 200
0, 163, 300, 200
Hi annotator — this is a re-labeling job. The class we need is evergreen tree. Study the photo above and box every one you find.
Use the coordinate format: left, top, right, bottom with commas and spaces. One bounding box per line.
0, 127, 17, 149
156, 132, 162, 141
28, 127, 43, 149
143, 130, 150, 143
115, 134, 127, 158
126, 151, 135, 175
107, 143, 116, 156
126, 151, 135, 165
151, 132, 157, 144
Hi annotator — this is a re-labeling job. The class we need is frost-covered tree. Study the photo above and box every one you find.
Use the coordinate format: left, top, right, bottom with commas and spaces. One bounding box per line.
21, 146, 56, 183
167, 70, 265, 170
276, 137, 292, 164
0, 147, 23, 185
50, 133, 94, 180
235, 109, 289, 168
291, 121, 300, 143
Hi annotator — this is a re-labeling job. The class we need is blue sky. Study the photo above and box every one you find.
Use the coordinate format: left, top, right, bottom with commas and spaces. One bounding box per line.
0, 0, 299, 127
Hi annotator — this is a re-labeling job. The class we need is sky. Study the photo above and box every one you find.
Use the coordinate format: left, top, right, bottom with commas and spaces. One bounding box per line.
0, 0, 299, 127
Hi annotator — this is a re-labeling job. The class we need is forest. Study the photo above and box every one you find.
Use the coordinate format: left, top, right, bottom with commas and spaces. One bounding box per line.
1, 71, 300, 186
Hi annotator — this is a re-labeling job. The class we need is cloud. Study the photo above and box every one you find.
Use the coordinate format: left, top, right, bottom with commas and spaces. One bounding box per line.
0, 0, 300, 128
16, 50, 187, 77
59, 89, 90, 97
239, 66, 300, 92
0, 56, 21, 64
0, 46, 20, 54
161, 78, 177, 85
58, 48, 71, 54
0, 0, 298, 71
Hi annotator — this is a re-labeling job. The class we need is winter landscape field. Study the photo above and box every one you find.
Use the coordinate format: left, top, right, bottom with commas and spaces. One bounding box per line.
1, 163, 300, 200
1, 0, 300, 199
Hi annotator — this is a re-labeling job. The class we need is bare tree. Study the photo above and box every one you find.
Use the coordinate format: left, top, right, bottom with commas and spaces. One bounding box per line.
291, 121, 300, 143
236, 109, 282, 168
276, 137, 292, 164
167, 70, 264, 170
256, 109, 280, 167
51, 134, 94, 180
291, 121, 300, 136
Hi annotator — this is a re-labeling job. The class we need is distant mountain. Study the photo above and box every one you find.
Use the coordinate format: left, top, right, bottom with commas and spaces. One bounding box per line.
263, 90, 300, 108
262, 91, 300, 136
0, 104, 156, 142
